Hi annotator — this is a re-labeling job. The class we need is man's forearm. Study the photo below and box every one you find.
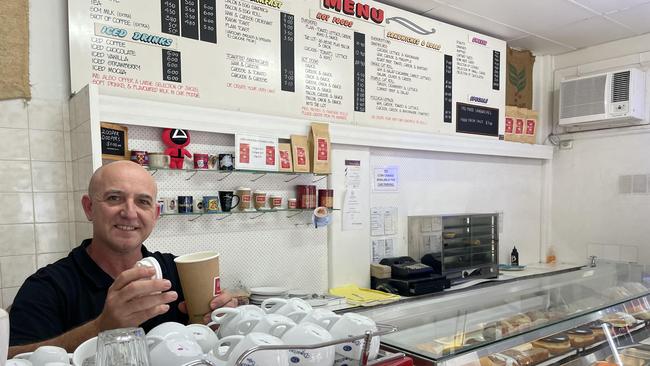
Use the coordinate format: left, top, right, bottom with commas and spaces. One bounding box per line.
8, 318, 100, 358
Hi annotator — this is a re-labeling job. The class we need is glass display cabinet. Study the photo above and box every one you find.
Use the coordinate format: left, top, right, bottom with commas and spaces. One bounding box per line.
408, 213, 499, 283
354, 262, 650, 366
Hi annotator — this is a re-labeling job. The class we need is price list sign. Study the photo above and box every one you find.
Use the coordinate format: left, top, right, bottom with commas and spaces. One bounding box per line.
456, 102, 499, 136
280, 12, 295, 92
181, 0, 199, 40
162, 49, 182, 82
443, 54, 453, 123
200, 0, 217, 43
492, 50, 501, 90
70, 0, 507, 134
353, 32, 366, 113
161, 0, 180, 35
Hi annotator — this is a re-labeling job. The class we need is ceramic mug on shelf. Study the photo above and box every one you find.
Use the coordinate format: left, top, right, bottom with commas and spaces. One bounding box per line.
193, 196, 204, 213
130, 150, 149, 166
203, 196, 220, 213
161, 197, 177, 214
193, 153, 210, 169
218, 153, 235, 171
149, 153, 170, 169
218, 191, 240, 212
177, 196, 193, 214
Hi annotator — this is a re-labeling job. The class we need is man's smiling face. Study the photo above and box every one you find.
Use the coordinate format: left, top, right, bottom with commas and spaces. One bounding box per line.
82, 161, 159, 254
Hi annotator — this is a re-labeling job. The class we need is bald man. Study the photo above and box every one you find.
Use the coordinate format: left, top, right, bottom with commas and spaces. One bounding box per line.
8, 161, 235, 356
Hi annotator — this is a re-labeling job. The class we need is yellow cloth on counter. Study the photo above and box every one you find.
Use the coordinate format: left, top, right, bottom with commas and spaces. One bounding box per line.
329, 284, 400, 306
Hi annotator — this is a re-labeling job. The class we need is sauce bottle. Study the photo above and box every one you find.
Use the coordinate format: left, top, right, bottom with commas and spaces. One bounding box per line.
511, 246, 519, 266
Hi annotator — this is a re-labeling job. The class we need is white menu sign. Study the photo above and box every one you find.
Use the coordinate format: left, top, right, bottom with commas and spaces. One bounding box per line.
69, 0, 506, 136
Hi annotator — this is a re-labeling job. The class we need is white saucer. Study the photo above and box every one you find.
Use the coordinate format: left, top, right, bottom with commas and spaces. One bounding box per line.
249, 287, 288, 296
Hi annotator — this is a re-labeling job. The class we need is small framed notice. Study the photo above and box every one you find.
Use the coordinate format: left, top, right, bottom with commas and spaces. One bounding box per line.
235, 134, 279, 171
100, 122, 129, 160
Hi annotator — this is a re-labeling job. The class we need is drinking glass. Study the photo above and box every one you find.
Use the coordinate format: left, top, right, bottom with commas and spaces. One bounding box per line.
95, 327, 150, 366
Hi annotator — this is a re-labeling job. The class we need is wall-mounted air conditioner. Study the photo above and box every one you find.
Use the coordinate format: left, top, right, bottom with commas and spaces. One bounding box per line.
559, 68, 646, 127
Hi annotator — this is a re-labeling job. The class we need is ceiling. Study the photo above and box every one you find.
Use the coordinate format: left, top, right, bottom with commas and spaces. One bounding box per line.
376, 0, 650, 55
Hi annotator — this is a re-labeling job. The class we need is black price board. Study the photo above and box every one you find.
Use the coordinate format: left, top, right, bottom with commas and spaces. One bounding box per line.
162, 49, 182, 83
181, 0, 199, 40
492, 50, 500, 90
280, 12, 295, 92
161, 0, 180, 36
200, 0, 217, 43
101, 122, 129, 160
456, 102, 499, 137
353, 32, 366, 112
443, 55, 453, 123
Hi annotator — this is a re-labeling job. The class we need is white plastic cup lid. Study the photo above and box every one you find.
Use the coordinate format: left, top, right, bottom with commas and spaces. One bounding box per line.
136, 257, 163, 280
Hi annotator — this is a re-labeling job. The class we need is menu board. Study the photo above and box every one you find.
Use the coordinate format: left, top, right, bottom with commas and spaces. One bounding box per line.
69, 0, 506, 136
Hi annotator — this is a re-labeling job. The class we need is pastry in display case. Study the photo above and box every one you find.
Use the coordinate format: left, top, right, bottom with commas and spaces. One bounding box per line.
352, 262, 650, 366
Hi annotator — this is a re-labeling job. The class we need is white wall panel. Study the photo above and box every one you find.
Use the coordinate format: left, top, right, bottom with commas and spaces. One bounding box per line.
368, 148, 544, 266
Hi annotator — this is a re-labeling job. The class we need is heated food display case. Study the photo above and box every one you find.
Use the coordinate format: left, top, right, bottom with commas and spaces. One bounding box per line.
354, 262, 650, 366
408, 213, 499, 283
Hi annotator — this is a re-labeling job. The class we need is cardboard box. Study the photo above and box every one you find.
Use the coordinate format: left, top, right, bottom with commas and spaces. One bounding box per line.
504, 107, 539, 144
504, 106, 517, 142
522, 109, 538, 144
506, 48, 535, 109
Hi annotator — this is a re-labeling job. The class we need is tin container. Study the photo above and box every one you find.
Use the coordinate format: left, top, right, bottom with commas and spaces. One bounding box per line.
318, 189, 333, 208
297, 185, 317, 209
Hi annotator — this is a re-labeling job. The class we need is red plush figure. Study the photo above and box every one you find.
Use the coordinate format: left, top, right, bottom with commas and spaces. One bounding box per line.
162, 128, 192, 169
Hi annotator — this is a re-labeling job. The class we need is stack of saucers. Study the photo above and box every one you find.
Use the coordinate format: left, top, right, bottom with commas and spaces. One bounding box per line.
287, 289, 311, 300
249, 287, 288, 305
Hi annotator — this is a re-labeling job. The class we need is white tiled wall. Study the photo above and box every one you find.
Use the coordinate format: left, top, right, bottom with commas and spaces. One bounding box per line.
0, 98, 75, 309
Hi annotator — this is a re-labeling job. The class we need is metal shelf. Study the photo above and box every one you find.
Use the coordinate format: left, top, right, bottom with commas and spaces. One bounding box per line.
146, 167, 329, 183
233, 323, 399, 366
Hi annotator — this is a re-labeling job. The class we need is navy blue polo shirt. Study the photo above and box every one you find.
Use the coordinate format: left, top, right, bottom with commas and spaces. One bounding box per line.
9, 239, 188, 346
